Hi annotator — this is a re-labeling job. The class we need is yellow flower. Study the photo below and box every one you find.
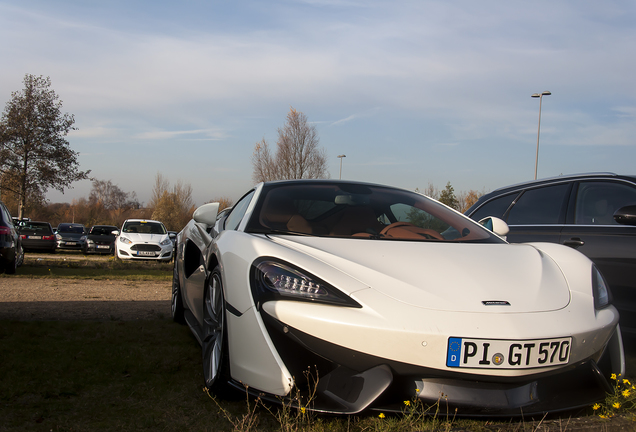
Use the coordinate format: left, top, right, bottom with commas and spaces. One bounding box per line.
613, 402, 621, 409
415, 388, 420, 392
592, 403, 601, 411
378, 413, 385, 419
300, 407, 306, 414
623, 389, 631, 398
599, 414, 607, 419
404, 400, 410, 406
611, 373, 617, 380
623, 379, 631, 385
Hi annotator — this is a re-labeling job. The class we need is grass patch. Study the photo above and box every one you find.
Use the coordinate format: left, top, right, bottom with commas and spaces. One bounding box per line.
1, 320, 635, 432
1, 253, 172, 280
0, 320, 227, 432
3, 255, 636, 431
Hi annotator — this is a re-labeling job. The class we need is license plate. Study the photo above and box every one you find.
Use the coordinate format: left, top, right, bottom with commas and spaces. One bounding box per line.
137, 251, 156, 256
97, 245, 110, 249
446, 337, 571, 369
66, 242, 77, 246
28, 236, 42, 239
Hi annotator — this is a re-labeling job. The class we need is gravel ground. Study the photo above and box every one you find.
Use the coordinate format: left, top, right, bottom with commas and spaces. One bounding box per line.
0, 277, 171, 321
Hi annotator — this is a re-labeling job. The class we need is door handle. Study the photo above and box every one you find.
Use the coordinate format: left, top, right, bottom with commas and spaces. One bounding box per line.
563, 238, 585, 248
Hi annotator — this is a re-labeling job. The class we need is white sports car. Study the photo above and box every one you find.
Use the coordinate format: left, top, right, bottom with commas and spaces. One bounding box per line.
172, 180, 624, 416
115, 219, 174, 262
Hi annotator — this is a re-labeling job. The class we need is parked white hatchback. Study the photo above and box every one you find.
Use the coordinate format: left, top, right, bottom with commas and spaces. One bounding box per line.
115, 219, 174, 262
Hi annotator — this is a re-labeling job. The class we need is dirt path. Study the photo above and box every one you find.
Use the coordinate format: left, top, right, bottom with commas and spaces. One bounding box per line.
0, 278, 171, 321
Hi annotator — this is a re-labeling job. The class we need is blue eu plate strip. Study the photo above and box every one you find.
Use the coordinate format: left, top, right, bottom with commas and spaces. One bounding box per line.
447, 337, 462, 367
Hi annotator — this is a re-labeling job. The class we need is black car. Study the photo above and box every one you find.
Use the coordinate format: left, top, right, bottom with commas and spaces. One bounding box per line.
18, 221, 56, 253
466, 172, 636, 333
55, 223, 87, 250
82, 225, 118, 254
0, 200, 24, 274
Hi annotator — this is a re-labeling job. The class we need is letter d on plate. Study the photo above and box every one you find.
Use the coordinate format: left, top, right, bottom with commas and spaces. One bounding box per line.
447, 337, 462, 367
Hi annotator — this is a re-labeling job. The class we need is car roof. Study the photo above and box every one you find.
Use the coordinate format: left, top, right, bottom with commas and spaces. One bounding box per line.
466, 172, 636, 216
122, 219, 163, 224
262, 179, 395, 188
483, 172, 636, 196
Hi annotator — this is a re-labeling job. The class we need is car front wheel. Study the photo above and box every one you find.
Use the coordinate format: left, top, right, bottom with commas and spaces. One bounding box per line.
202, 266, 230, 394
171, 260, 185, 324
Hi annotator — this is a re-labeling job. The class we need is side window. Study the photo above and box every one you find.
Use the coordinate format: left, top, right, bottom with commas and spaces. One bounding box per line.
575, 181, 636, 225
507, 184, 569, 225
469, 193, 518, 222
224, 191, 255, 231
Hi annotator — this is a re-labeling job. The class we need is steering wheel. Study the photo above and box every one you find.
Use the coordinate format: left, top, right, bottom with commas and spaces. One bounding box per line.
380, 222, 444, 240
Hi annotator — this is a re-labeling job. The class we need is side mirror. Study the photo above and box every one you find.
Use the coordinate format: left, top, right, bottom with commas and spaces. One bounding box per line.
614, 205, 636, 226
112, 230, 120, 236
478, 216, 510, 237
193, 202, 220, 227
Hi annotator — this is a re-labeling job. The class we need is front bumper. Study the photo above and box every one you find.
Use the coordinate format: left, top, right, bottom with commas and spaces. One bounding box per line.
56, 240, 84, 250
258, 313, 623, 416
117, 242, 173, 261
84, 242, 114, 254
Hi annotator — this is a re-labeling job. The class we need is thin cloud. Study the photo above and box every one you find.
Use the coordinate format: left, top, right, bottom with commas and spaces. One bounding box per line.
135, 129, 227, 141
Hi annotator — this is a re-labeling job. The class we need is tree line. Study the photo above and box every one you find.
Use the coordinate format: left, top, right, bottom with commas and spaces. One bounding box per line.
1, 174, 232, 232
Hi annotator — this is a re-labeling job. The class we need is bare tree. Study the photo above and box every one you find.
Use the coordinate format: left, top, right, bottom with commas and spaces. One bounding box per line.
89, 179, 139, 210
417, 183, 440, 201
149, 173, 196, 231
457, 189, 484, 213
0, 74, 90, 218
149, 172, 170, 210
252, 107, 329, 183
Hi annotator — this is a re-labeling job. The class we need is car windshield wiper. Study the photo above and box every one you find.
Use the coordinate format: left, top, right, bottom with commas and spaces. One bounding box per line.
250, 228, 311, 236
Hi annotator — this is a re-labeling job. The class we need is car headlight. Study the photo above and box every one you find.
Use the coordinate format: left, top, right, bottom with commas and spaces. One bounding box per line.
250, 258, 361, 308
80, 236, 87, 242
119, 236, 132, 245
160, 238, 172, 246
86, 239, 94, 245
56, 234, 62, 240
592, 265, 611, 309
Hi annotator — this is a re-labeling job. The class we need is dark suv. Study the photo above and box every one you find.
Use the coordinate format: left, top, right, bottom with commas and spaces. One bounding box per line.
466, 173, 636, 333
0, 200, 24, 274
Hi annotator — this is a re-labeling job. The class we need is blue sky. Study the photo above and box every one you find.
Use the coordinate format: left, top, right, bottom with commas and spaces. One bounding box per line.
1, 0, 635, 206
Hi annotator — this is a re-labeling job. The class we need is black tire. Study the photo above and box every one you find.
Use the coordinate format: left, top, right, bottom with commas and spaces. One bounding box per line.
202, 267, 231, 394
5, 243, 22, 275
171, 260, 186, 324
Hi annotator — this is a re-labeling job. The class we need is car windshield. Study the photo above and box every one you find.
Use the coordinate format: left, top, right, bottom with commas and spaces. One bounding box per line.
247, 182, 504, 243
123, 221, 166, 235
59, 225, 85, 234
20, 222, 52, 234
90, 226, 117, 236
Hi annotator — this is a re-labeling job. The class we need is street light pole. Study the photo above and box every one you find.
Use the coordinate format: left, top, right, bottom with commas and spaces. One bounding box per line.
337, 154, 346, 179
531, 91, 551, 180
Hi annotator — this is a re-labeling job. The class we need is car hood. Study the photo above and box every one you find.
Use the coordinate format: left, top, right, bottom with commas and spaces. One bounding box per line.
58, 232, 84, 240
87, 234, 116, 241
268, 236, 571, 313
121, 233, 168, 244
